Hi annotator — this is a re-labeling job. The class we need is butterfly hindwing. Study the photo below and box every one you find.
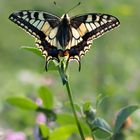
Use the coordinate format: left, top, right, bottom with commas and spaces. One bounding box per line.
35, 39, 60, 70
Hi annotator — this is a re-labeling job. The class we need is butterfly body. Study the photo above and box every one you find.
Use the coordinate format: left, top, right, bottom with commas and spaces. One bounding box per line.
9, 10, 120, 70
57, 14, 71, 48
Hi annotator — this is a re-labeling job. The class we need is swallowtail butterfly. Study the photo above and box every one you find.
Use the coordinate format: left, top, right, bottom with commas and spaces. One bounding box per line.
9, 9, 120, 70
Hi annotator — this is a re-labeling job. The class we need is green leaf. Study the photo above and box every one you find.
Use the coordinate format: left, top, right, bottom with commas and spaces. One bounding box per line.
39, 124, 50, 138
113, 105, 139, 134
57, 113, 91, 136
49, 125, 78, 140
93, 129, 112, 139
7, 97, 38, 110
57, 114, 75, 125
20, 46, 43, 58
38, 86, 53, 110
83, 102, 96, 124
83, 101, 91, 112
96, 94, 107, 110
92, 118, 112, 139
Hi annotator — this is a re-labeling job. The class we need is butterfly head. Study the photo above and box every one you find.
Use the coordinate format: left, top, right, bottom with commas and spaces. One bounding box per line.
61, 14, 70, 21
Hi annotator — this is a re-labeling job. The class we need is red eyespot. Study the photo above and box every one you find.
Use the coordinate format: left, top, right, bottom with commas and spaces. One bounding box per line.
63, 50, 69, 56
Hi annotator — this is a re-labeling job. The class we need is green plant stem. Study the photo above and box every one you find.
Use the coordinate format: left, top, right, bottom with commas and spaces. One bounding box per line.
58, 65, 85, 140
65, 81, 85, 140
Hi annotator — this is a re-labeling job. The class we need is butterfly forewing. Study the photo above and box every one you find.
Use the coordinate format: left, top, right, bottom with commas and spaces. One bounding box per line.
9, 10, 60, 40
71, 13, 120, 40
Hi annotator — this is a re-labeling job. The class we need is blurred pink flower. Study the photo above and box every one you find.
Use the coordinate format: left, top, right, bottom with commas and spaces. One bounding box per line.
36, 113, 46, 124
41, 76, 55, 86
36, 98, 43, 106
5, 130, 26, 140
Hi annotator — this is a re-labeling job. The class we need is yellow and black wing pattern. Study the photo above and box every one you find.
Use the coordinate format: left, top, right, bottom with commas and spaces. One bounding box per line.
9, 10, 60, 39
69, 13, 119, 57
9, 11, 61, 66
9, 11, 120, 70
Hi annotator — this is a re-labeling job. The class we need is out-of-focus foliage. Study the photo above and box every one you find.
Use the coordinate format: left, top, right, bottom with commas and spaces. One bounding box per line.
0, 0, 140, 139
6, 87, 140, 140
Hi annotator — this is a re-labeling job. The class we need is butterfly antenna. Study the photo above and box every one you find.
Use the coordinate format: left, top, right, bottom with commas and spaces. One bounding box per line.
66, 2, 81, 14
53, 1, 62, 12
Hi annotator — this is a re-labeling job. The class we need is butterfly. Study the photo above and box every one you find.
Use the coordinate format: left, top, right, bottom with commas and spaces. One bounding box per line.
9, 10, 120, 71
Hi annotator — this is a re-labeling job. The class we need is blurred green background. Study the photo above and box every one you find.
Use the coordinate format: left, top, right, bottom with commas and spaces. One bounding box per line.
0, 0, 140, 139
